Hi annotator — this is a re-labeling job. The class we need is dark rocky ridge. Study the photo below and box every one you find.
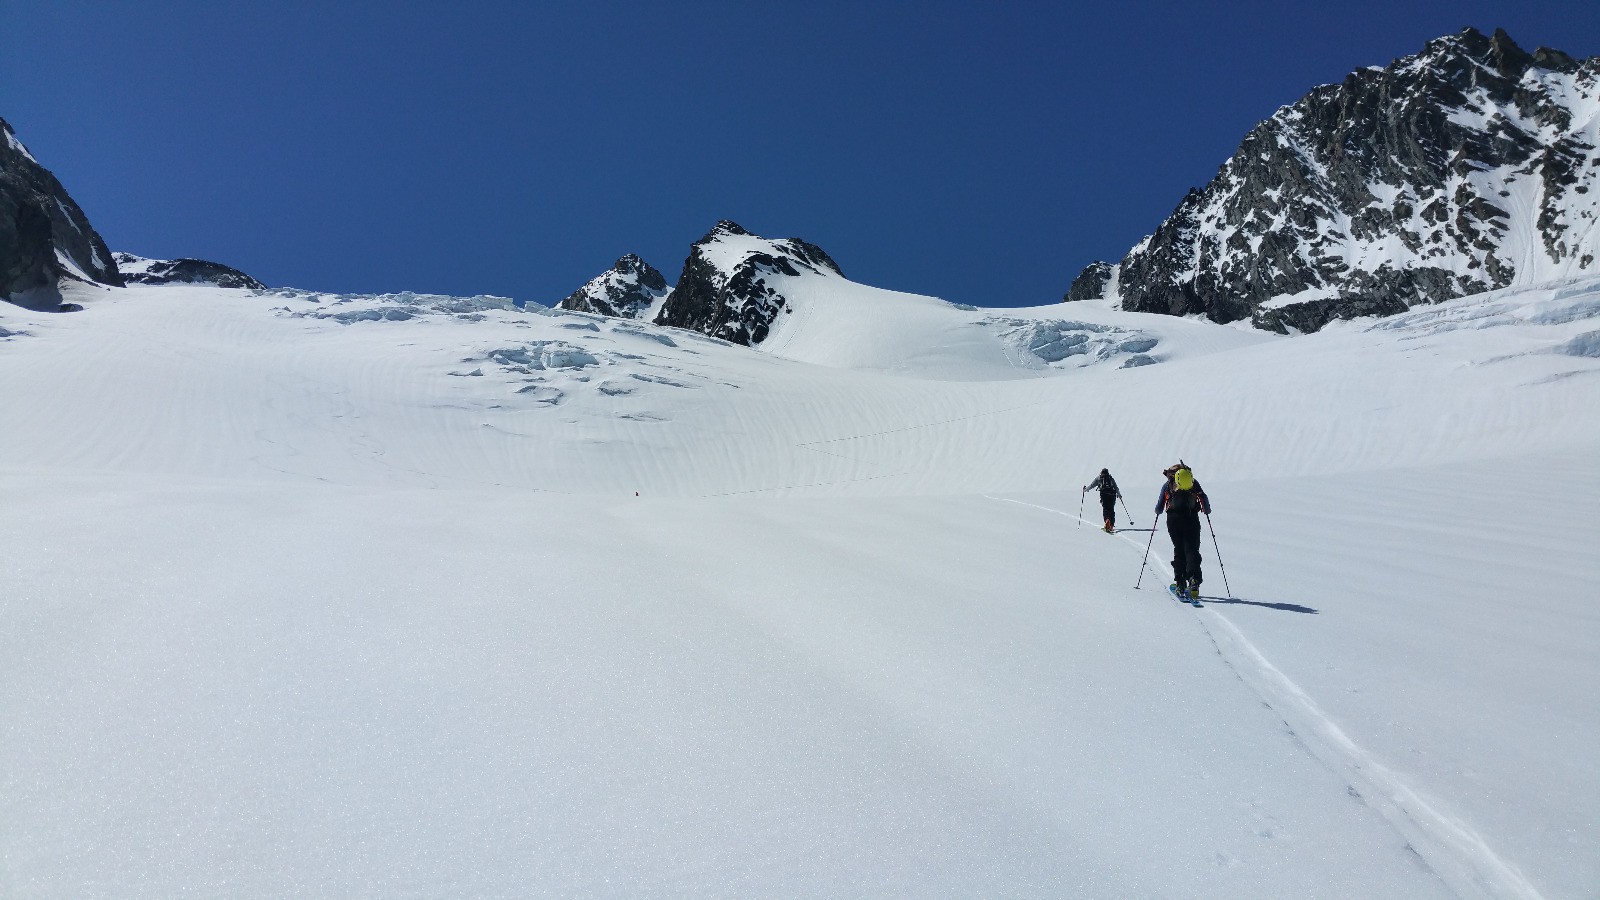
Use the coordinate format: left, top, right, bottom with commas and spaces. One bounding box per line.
1, 117, 123, 308
654, 220, 843, 346
1064, 261, 1113, 303
1069, 28, 1600, 332
114, 252, 266, 290
557, 254, 669, 318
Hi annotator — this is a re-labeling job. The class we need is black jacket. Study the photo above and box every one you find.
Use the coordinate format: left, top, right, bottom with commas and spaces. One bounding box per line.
1086, 472, 1120, 499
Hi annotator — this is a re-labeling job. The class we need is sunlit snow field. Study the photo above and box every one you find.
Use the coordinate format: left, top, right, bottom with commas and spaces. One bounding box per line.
3, 273, 1598, 897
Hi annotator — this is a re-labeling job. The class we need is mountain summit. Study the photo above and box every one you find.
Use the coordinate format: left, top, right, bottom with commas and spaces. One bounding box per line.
1069, 27, 1600, 332
557, 254, 670, 319
654, 220, 843, 345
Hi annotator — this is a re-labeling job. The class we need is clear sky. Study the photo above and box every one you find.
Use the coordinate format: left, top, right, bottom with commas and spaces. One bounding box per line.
4, 1, 1599, 307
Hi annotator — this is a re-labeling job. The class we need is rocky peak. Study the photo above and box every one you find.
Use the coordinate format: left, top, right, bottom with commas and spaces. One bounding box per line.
654, 221, 843, 346
1068, 28, 1600, 333
1420, 27, 1537, 78
557, 254, 670, 319
1532, 45, 1579, 72
705, 219, 751, 239
114, 252, 266, 290
1064, 261, 1113, 303
1483, 26, 1536, 74
1, 117, 122, 309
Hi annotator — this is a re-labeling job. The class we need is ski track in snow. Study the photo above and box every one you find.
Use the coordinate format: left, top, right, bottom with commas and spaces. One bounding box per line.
1201, 617, 1545, 900
984, 494, 1544, 900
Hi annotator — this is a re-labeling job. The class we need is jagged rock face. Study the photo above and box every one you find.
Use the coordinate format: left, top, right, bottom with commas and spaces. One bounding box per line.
654, 220, 843, 346
557, 254, 669, 318
1073, 28, 1600, 333
1064, 261, 1113, 302
1, 117, 122, 307
114, 252, 266, 290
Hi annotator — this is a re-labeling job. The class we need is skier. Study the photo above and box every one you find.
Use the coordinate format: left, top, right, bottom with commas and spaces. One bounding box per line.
1083, 468, 1122, 532
1156, 462, 1210, 603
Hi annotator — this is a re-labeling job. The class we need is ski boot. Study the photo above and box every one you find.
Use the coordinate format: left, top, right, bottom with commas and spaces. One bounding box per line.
1104, 519, 1114, 533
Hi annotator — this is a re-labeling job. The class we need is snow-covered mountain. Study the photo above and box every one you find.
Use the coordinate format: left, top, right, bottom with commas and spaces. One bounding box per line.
654, 220, 844, 345
1069, 28, 1600, 333
555, 253, 669, 319
0, 117, 122, 308
548, 222, 1236, 380
114, 252, 265, 290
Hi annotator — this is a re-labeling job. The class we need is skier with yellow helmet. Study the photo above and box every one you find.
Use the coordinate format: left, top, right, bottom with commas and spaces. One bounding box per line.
1156, 461, 1211, 603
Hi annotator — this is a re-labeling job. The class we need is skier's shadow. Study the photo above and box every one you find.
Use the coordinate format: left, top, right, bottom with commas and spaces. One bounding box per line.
1200, 595, 1319, 615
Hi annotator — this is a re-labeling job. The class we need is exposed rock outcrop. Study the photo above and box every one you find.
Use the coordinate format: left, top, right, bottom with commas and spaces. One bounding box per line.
1071, 28, 1600, 333
1064, 261, 1113, 303
114, 252, 266, 290
1, 117, 122, 309
654, 220, 842, 346
556, 254, 669, 318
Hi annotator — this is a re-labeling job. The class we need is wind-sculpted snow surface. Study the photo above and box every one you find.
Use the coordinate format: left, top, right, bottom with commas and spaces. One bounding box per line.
1551, 329, 1600, 358
2, 277, 1599, 897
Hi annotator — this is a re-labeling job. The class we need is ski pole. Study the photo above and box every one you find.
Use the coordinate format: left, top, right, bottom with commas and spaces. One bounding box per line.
1077, 488, 1086, 528
1134, 511, 1162, 588
1204, 511, 1233, 598
1117, 494, 1133, 528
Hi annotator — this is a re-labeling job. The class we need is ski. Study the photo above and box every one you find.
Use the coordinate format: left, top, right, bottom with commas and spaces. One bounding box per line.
1169, 584, 1203, 607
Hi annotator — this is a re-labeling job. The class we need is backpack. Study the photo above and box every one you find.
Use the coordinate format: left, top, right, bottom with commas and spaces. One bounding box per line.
1168, 466, 1197, 513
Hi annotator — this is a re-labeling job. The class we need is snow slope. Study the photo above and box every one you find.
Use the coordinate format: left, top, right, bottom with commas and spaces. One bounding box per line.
2, 276, 1598, 897
758, 266, 1270, 380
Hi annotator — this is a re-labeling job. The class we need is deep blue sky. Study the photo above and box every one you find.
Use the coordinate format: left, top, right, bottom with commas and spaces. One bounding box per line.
5, 1, 1599, 307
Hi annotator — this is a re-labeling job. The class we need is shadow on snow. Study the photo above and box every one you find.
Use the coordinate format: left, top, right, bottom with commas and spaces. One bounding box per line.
1199, 595, 1319, 615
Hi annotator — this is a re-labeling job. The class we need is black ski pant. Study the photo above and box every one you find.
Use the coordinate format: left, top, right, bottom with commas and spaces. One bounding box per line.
1100, 493, 1117, 527
1167, 512, 1203, 588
